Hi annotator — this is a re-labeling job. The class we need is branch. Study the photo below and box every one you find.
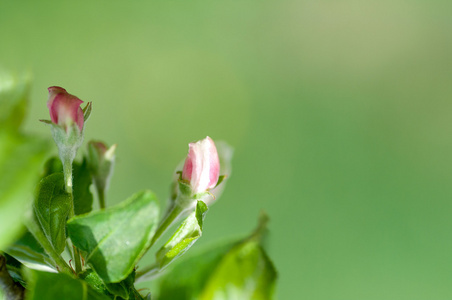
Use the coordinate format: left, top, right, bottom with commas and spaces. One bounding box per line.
0, 254, 24, 300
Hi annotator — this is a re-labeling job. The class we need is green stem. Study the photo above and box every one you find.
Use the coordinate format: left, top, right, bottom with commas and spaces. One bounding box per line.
25, 214, 73, 275
97, 187, 106, 209
136, 204, 187, 280
151, 204, 185, 248
135, 263, 159, 283
72, 247, 82, 274
63, 158, 82, 274
62, 158, 73, 195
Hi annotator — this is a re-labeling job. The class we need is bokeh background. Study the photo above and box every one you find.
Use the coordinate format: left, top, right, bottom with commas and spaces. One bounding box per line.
2, 0, 452, 299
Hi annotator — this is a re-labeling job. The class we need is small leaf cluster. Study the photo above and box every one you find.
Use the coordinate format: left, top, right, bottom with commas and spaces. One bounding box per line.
0, 73, 277, 300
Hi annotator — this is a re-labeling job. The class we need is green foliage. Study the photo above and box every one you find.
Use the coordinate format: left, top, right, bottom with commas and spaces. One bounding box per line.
33, 173, 72, 255
5, 231, 55, 272
73, 158, 94, 215
0, 74, 50, 251
157, 218, 277, 300
0, 72, 29, 130
105, 270, 146, 300
0, 71, 277, 300
199, 241, 276, 300
41, 157, 94, 215
156, 201, 208, 270
25, 269, 110, 300
81, 269, 147, 300
67, 191, 160, 283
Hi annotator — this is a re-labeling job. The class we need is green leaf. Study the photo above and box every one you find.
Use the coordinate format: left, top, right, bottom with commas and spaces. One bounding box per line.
6, 231, 56, 272
25, 269, 110, 300
106, 270, 146, 300
81, 269, 146, 300
0, 71, 30, 130
42, 156, 62, 177
73, 158, 94, 215
199, 241, 277, 300
33, 173, 72, 255
79, 269, 111, 297
41, 156, 94, 215
67, 190, 160, 283
156, 201, 208, 270
4, 253, 27, 287
0, 131, 50, 250
157, 216, 277, 300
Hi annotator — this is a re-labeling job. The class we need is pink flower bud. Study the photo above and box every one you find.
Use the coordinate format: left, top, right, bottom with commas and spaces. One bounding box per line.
47, 86, 84, 131
182, 136, 220, 194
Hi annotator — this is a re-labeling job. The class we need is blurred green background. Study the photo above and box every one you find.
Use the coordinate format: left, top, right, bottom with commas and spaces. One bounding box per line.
2, 0, 452, 299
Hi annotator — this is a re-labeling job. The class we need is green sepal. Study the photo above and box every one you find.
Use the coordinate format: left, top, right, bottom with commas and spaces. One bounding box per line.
33, 173, 71, 255
83, 102, 92, 122
214, 175, 227, 188
39, 119, 53, 125
67, 190, 160, 283
177, 180, 192, 197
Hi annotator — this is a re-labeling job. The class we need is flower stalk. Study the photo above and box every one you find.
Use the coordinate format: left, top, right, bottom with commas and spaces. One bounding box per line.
42, 86, 92, 275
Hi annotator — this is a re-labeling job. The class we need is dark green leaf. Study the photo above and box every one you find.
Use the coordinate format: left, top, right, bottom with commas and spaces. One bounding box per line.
73, 158, 94, 215
81, 269, 146, 300
4, 253, 26, 287
42, 157, 62, 177
156, 201, 208, 270
25, 269, 110, 300
41, 156, 93, 215
106, 270, 145, 300
0, 131, 50, 250
0, 71, 30, 130
33, 173, 71, 255
6, 231, 55, 272
67, 190, 160, 283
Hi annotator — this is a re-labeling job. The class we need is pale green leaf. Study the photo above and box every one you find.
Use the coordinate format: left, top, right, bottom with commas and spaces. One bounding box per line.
0, 131, 50, 250
156, 201, 208, 270
0, 71, 30, 130
6, 231, 56, 272
157, 215, 277, 300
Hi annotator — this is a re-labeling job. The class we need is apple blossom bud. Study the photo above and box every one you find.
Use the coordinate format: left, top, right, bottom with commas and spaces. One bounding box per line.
42, 86, 91, 193
87, 140, 117, 194
47, 86, 84, 131
182, 136, 220, 194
